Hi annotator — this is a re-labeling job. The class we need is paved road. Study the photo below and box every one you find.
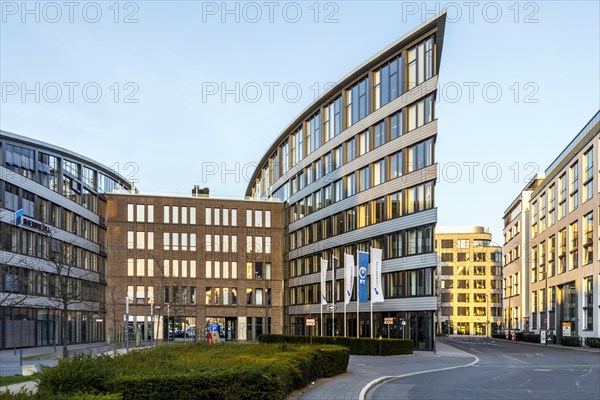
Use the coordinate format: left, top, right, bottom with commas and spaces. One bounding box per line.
369, 337, 600, 400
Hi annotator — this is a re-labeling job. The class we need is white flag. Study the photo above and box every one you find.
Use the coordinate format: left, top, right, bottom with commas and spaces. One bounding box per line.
371, 247, 384, 303
344, 253, 355, 305
320, 258, 328, 305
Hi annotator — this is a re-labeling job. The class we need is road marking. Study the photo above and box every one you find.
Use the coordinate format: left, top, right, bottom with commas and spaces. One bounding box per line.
358, 353, 480, 400
534, 368, 551, 372
503, 354, 529, 364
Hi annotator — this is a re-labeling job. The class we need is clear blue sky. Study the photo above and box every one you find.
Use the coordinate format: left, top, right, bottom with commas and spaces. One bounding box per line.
1, 1, 599, 242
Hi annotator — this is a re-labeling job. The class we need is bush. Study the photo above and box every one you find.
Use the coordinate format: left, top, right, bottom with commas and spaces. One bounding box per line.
258, 334, 413, 355
522, 333, 541, 343
35, 343, 348, 400
491, 333, 506, 339
0, 389, 121, 400
561, 336, 581, 346
584, 337, 600, 348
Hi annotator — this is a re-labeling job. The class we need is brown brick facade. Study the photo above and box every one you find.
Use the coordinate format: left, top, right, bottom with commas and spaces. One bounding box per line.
106, 193, 283, 342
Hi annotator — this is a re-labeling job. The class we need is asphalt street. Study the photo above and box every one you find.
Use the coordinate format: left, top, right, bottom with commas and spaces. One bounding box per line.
369, 337, 600, 400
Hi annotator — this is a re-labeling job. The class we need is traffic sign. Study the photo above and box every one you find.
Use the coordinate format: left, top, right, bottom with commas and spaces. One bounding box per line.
327, 304, 337, 312
305, 318, 316, 327
209, 324, 219, 332
384, 317, 394, 325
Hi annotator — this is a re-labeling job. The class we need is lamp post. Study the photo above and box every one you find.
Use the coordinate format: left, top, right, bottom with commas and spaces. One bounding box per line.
149, 299, 154, 347
167, 304, 170, 342
125, 296, 130, 353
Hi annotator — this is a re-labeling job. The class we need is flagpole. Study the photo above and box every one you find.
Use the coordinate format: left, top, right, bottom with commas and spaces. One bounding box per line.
356, 250, 359, 338
370, 296, 373, 338
332, 257, 336, 337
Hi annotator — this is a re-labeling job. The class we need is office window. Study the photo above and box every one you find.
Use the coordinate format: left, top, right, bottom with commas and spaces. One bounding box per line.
205, 287, 212, 305
255, 210, 263, 227
147, 205, 154, 223
135, 204, 144, 223
265, 210, 271, 228
205, 234, 212, 252
559, 229, 567, 273
181, 206, 188, 224
307, 112, 322, 154
127, 258, 134, 276
181, 233, 187, 251
214, 234, 221, 252
127, 231, 134, 249
255, 237, 263, 253
214, 261, 221, 279
163, 260, 170, 277
549, 184, 556, 226
172, 260, 179, 278
136, 232, 145, 249
583, 276, 593, 330
172, 206, 179, 224
407, 95, 435, 132
584, 148, 593, 201
570, 221, 579, 270
190, 207, 196, 224
584, 212, 593, 264
346, 76, 369, 127
358, 131, 370, 156
359, 165, 371, 192
172, 233, 179, 251
147, 259, 154, 277
163, 206, 170, 223
246, 209, 252, 227
390, 111, 402, 140
147, 232, 154, 250
231, 209, 237, 226
205, 207, 212, 225
190, 233, 197, 251
223, 209, 229, 226
570, 162, 579, 211
375, 55, 402, 108
223, 235, 229, 253
190, 260, 196, 278
214, 208, 220, 225
181, 260, 188, 278
127, 204, 134, 222
247, 236, 253, 253
345, 172, 357, 198
559, 174, 567, 219
163, 232, 170, 250
407, 138, 434, 173
265, 237, 272, 254
407, 36, 434, 90
205, 261, 212, 279
324, 96, 342, 141
232, 235, 238, 253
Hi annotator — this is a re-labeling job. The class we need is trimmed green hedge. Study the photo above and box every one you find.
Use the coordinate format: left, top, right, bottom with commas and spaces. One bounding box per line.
36, 343, 349, 400
584, 337, 600, 348
491, 333, 506, 339
522, 333, 541, 343
0, 389, 121, 400
561, 336, 581, 346
258, 334, 413, 355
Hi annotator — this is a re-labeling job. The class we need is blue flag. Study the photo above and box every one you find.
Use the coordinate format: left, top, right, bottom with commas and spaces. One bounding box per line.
358, 251, 369, 303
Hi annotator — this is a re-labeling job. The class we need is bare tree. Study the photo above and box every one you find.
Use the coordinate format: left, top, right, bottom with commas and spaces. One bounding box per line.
46, 237, 98, 359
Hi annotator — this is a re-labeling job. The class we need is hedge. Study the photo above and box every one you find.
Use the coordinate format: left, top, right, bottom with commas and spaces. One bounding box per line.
0, 389, 121, 400
36, 343, 349, 400
258, 334, 413, 355
491, 333, 506, 339
561, 336, 581, 346
522, 333, 541, 343
584, 337, 600, 348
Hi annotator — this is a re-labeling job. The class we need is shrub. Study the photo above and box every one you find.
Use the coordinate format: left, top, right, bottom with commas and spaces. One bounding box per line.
491, 333, 506, 339
584, 337, 600, 348
522, 333, 541, 343
561, 336, 581, 346
35, 343, 348, 400
258, 334, 413, 355
0, 389, 121, 400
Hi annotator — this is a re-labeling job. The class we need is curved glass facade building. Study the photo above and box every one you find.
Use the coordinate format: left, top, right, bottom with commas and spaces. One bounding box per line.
0, 130, 130, 349
246, 13, 446, 349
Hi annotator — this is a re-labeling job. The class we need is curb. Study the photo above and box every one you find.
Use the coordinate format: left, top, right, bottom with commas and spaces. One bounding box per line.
500, 339, 600, 353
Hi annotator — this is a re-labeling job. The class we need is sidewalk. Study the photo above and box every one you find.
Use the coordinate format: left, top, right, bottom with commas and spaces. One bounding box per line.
296, 341, 476, 400
501, 338, 600, 353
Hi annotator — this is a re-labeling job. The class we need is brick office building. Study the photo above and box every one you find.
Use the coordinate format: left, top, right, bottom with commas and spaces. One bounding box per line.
105, 191, 284, 342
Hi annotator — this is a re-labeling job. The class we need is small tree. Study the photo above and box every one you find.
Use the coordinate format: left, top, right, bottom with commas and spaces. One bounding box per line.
46, 238, 98, 359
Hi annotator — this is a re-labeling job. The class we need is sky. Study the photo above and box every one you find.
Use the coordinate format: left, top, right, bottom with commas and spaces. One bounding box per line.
1, 0, 599, 243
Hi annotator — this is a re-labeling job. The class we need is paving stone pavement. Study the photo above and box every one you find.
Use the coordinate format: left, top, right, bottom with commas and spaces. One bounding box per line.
298, 341, 475, 400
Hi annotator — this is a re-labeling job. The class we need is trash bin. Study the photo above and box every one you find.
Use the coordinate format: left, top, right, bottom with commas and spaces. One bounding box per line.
515, 331, 523, 341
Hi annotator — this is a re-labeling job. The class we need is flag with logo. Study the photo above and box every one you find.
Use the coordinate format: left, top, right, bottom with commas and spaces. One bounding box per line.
358, 251, 369, 303
320, 258, 328, 305
370, 247, 384, 303
344, 254, 354, 304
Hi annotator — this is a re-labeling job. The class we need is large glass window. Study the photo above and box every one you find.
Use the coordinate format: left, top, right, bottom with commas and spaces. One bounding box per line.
324, 96, 342, 141
407, 37, 434, 90
407, 94, 435, 132
375, 55, 402, 109
570, 162, 579, 211
307, 112, 322, 154
346, 76, 369, 127
583, 147, 593, 201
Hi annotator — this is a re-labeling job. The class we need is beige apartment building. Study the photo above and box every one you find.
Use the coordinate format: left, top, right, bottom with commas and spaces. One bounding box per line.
436, 226, 503, 336
105, 190, 284, 342
503, 111, 600, 342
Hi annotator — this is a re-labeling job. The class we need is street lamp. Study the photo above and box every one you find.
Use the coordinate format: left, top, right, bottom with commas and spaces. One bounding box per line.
125, 296, 130, 353
149, 299, 154, 347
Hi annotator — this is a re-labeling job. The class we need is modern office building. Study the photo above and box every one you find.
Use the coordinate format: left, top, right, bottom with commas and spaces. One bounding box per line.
435, 226, 503, 336
0, 130, 130, 349
105, 191, 284, 342
503, 111, 600, 341
245, 13, 447, 349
